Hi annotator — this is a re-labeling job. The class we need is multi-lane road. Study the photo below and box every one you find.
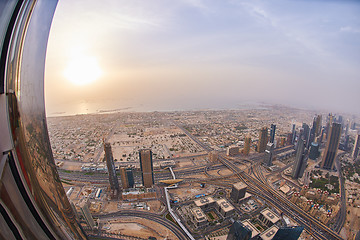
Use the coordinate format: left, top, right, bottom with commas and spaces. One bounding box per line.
175, 120, 344, 240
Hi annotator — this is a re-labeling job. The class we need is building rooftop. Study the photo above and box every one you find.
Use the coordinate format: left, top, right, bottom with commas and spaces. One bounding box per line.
194, 197, 215, 207
260, 208, 281, 224
216, 198, 234, 212
191, 207, 207, 221
260, 225, 279, 240
233, 182, 247, 190
241, 220, 260, 238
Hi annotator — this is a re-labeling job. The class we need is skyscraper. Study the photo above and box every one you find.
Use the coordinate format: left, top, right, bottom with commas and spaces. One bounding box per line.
258, 127, 268, 153
315, 115, 322, 136
226, 221, 252, 240
264, 142, 274, 166
272, 226, 304, 240
302, 123, 310, 147
321, 123, 341, 170
120, 167, 135, 189
292, 139, 307, 179
352, 134, 360, 159
104, 142, 120, 193
291, 124, 296, 144
120, 167, 129, 189
78, 198, 96, 230
139, 149, 154, 188
270, 124, 276, 144
0, 2, 87, 238
309, 142, 320, 160
126, 168, 135, 188
243, 136, 251, 155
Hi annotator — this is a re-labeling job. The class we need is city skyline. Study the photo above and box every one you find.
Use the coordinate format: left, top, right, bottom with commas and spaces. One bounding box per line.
45, 0, 360, 116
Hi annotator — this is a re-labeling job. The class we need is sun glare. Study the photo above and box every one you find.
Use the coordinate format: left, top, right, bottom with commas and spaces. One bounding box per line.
64, 55, 102, 86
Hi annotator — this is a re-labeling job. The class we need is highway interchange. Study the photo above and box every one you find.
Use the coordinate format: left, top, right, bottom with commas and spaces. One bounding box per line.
60, 121, 347, 240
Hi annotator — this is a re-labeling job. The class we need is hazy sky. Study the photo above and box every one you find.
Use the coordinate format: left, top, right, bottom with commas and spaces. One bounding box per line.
45, 0, 360, 116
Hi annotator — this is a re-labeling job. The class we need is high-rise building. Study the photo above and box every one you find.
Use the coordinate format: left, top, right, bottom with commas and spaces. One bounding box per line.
270, 124, 276, 143
309, 142, 320, 160
291, 124, 296, 144
321, 123, 342, 170
264, 142, 275, 166
78, 198, 96, 230
302, 123, 310, 147
120, 167, 129, 189
0, 2, 88, 239
209, 151, 219, 162
292, 139, 307, 179
119, 167, 135, 189
230, 182, 247, 203
272, 226, 304, 240
315, 115, 322, 136
352, 134, 360, 159
258, 127, 268, 153
139, 149, 154, 188
126, 168, 135, 188
104, 142, 120, 193
243, 136, 251, 155
226, 221, 252, 240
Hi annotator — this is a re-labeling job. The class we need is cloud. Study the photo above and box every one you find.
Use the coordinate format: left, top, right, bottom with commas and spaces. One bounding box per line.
340, 26, 360, 33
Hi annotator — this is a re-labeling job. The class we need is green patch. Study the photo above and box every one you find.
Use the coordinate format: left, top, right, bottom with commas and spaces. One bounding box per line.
84, 172, 94, 175
208, 213, 215, 220
219, 192, 224, 195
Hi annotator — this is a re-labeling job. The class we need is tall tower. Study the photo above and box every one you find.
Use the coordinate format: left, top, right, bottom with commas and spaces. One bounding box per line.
292, 139, 307, 179
139, 149, 154, 188
264, 142, 274, 166
104, 142, 120, 193
352, 134, 360, 159
302, 123, 310, 147
243, 136, 251, 155
321, 123, 341, 170
120, 167, 129, 189
78, 198, 96, 230
258, 127, 268, 153
315, 115, 322, 136
291, 124, 296, 144
270, 124, 276, 144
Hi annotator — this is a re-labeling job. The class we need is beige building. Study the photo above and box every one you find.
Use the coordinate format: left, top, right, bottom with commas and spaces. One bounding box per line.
120, 167, 129, 189
241, 220, 260, 239
194, 197, 216, 210
259, 208, 280, 227
260, 225, 279, 240
216, 198, 235, 217
230, 182, 247, 203
191, 207, 208, 227
243, 136, 251, 155
208, 151, 218, 162
139, 149, 154, 188
227, 146, 240, 156
258, 127, 268, 153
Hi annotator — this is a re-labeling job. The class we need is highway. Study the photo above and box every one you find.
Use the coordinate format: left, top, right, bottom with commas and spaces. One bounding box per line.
94, 210, 189, 240
174, 121, 343, 240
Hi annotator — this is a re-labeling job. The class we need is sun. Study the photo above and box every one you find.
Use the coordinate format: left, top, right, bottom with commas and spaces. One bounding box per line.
64, 54, 102, 86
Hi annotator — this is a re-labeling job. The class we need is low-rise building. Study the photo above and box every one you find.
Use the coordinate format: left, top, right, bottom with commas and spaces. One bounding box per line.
260, 225, 279, 240
216, 198, 235, 217
194, 197, 216, 210
227, 146, 240, 156
191, 207, 208, 227
259, 208, 280, 228
241, 220, 260, 239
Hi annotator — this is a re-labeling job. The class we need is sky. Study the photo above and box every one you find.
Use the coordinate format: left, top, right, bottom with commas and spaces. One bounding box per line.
45, 0, 360, 116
